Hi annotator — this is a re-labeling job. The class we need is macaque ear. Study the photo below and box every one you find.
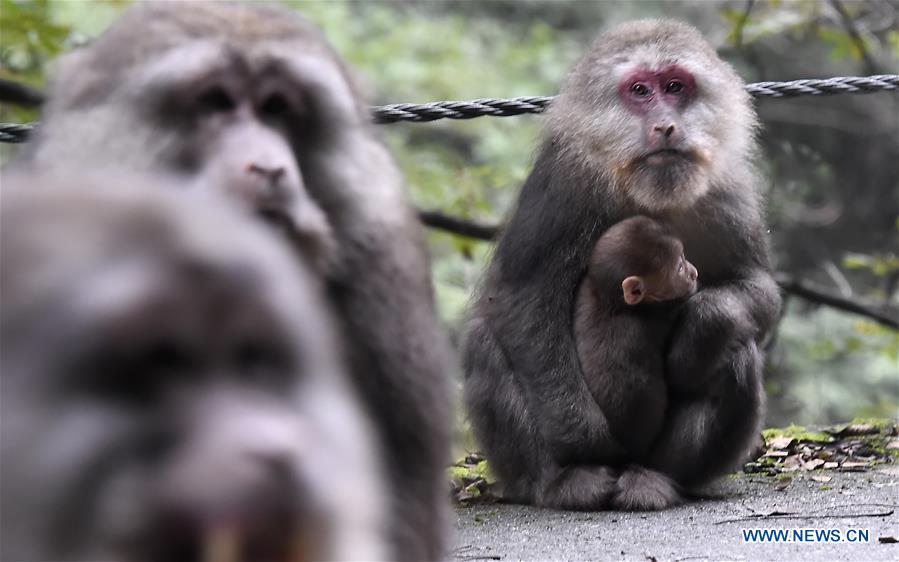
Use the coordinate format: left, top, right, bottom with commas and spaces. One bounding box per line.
622, 276, 644, 305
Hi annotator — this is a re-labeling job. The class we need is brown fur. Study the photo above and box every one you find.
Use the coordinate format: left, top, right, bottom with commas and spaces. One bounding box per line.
574, 216, 696, 463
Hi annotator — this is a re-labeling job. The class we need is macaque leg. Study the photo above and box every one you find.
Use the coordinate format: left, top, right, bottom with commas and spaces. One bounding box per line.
464, 318, 543, 504
649, 340, 764, 487
465, 317, 622, 509
538, 465, 618, 510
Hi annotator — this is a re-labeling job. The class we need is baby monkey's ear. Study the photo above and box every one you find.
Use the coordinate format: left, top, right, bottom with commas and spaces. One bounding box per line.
622, 276, 645, 305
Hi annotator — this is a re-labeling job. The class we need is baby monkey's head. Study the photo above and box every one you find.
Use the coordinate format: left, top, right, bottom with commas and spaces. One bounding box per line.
587, 215, 698, 306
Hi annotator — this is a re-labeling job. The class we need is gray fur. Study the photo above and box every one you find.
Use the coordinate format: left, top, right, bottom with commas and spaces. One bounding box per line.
463, 19, 780, 511
0, 176, 388, 561
19, 3, 451, 558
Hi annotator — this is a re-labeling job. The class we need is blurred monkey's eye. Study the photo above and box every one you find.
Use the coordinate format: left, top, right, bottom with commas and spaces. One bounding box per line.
631, 83, 650, 97
235, 342, 275, 370
233, 340, 291, 386
197, 86, 236, 113
78, 338, 195, 405
666, 80, 684, 94
139, 340, 193, 372
260, 93, 291, 117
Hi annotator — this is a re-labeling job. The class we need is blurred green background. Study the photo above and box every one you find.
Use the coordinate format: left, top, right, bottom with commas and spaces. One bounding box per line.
2, 0, 897, 430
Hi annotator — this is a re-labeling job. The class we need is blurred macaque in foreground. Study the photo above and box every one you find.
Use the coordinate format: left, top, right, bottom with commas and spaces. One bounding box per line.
0, 174, 387, 562
22, 5, 452, 555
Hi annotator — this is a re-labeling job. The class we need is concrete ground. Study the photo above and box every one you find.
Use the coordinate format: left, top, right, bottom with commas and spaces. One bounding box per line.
452, 467, 899, 561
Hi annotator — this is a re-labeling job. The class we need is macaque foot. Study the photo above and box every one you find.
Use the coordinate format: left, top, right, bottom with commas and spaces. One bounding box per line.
612, 466, 681, 511
539, 465, 618, 511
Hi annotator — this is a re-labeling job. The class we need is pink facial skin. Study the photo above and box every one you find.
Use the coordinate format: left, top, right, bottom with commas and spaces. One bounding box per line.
616, 65, 697, 160
617, 65, 696, 114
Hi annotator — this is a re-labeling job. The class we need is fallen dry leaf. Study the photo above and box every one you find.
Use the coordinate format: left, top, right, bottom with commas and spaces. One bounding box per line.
811, 475, 832, 483
763, 450, 789, 458
802, 458, 825, 471
783, 455, 802, 469
768, 436, 795, 450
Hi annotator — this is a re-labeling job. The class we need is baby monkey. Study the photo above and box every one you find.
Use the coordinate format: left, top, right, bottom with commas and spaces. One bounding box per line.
574, 215, 698, 463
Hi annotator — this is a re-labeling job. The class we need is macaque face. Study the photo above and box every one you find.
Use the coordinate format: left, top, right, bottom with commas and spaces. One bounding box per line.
142, 47, 349, 270
39, 267, 321, 562
552, 23, 756, 213
617, 65, 697, 167
612, 63, 714, 208
0, 183, 385, 562
621, 241, 698, 306
35, 4, 378, 272
654, 246, 699, 301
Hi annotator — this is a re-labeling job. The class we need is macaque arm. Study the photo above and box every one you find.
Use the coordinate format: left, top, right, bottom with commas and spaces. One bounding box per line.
667, 221, 781, 393
488, 156, 624, 464
503, 294, 623, 464
701, 270, 781, 338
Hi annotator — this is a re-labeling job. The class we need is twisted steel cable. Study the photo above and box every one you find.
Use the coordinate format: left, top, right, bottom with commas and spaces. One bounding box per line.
1, 75, 896, 141
373, 96, 553, 123
0, 122, 35, 144
373, 74, 899, 123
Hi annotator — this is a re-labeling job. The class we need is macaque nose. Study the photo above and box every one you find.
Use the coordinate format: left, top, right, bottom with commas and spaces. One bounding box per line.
653, 123, 676, 139
247, 163, 286, 183
688, 263, 698, 282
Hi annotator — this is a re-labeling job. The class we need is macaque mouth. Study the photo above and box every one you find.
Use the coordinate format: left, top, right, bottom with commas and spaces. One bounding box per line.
138, 510, 316, 562
257, 209, 299, 238
641, 149, 692, 165
200, 521, 313, 562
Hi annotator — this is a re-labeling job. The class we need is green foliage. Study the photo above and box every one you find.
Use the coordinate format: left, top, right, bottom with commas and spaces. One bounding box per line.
843, 252, 899, 279
448, 458, 491, 481
843, 417, 893, 430
887, 30, 899, 57
762, 424, 834, 443
0, 0, 69, 123
0, 0, 71, 72
817, 27, 869, 63
777, 303, 899, 424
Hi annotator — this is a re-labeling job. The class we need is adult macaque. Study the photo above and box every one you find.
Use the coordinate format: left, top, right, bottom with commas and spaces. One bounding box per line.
21, 3, 450, 557
574, 216, 697, 508
464, 19, 780, 510
0, 175, 387, 562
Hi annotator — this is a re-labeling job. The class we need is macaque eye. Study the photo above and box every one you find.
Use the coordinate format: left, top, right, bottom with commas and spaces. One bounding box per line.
666, 80, 684, 94
233, 340, 291, 385
678, 262, 685, 274
139, 339, 194, 371
235, 342, 274, 369
79, 339, 195, 405
631, 83, 651, 97
197, 86, 236, 113
260, 92, 291, 117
